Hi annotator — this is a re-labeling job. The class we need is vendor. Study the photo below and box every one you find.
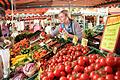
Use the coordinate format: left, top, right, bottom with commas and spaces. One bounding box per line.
48, 10, 82, 41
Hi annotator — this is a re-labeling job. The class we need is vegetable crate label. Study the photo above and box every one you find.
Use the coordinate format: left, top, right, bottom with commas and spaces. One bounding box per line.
100, 14, 120, 53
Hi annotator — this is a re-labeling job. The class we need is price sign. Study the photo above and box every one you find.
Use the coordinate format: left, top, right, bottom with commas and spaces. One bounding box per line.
81, 38, 88, 46
100, 14, 120, 53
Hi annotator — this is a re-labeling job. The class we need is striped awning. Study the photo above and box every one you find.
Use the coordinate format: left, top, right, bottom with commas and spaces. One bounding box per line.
0, 0, 11, 10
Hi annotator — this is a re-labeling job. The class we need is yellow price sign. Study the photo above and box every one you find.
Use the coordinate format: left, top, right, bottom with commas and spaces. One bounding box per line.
81, 38, 88, 46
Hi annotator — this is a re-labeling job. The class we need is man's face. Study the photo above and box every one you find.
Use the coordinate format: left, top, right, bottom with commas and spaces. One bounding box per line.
58, 13, 67, 24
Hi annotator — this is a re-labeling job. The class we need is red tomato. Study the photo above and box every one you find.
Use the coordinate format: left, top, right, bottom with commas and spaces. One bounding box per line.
67, 74, 71, 79
41, 32, 46, 37
65, 65, 72, 73
115, 71, 120, 76
83, 56, 89, 64
73, 65, 81, 72
60, 71, 66, 76
40, 74, 44, 79
78, 59, 85, 66
114, 75, 120, 80
87, 65, 94, 72
42, 76, 49, 80
95, 64, 101, 70
91, 54, 97, 60
76, 73, 82, 78
54, 69, 60, 77
89, 58, 96, 64
80, 73, 89, 80
104, 66, 113, 73
106, 57, 115, 66
69, 76, 76, 80
90, 71, 95, 78
58, 64, 65, 71
47, 72, 54, 79
60, 76, 68, 80
100, 57, 106, 66
95, 58, 100, 63
75, 51, 82, 57
98, 77, 105, 80
72, 61, 78, 67
105, 74, 114, 80
92, 74, 100, 80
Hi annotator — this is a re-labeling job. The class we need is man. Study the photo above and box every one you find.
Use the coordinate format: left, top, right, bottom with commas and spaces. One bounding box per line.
48, 10, 82, 41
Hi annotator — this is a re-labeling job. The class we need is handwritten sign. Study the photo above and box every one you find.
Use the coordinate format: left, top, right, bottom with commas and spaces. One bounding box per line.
100, 14, 120, 52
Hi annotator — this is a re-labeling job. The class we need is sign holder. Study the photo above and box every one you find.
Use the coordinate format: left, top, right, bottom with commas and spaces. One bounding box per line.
100, 14, 120, 53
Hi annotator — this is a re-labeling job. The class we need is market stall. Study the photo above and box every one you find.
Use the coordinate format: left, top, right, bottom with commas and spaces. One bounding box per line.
0, 0, 120, 80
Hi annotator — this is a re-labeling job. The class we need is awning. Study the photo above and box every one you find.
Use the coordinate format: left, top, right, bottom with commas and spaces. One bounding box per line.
0, 0, 11, 10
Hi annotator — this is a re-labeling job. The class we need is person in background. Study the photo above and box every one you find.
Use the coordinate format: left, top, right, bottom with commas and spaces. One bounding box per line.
33, 23, 42, 32
11, 27, 19, 38
48, 10, 82, 41
1, 22, 9, 37
0, 7, 11, 47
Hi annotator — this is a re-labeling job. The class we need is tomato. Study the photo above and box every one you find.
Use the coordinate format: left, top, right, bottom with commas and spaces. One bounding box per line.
78, 59, 85, 66
42, 76, 49, 80
100, 57, 106, 66
104, 66, 113, 73
74, 65, 81, 72
80, 73, 89, 80
115, 71, 120, 76
67, 74, 71, 79
95, 58, 100, 63
83, 56, 89, 64
47, 72, 54, 79
73, 55, 77, 60
65, 65, 72, 73
76, 46, 81, 51
72, 61, 78, 67
91, 54, 97, 60
87, 65, 94, 72
59, 27, 63, 32
98, 77, 105, 80
98, 69, 106, 75
58, 64, 65, 71
106, 57, 115, 66
114, 75, 120, 80
41, 32, 46, 37
83, 50, 87, 55
105, 74, 114, 80
92, 74, 100, 80
90, 71, 95, 78
60, 76, 68, 80
89, 58, 95, 64
95, 64, 101, 70
84, 67, 89, 73
60, 71, 66, 76
54, 69, 60, 77
40, 74, 44, 79
76, 73, 82, 78
69, 76, 76, 80
75, 51, 82, 57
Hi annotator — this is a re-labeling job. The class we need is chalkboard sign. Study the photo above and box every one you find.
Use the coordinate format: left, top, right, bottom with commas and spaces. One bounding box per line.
100, 14, 120, 53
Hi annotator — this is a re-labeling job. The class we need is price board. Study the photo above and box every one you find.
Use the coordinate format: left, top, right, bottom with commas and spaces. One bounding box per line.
100, 14, 120, 53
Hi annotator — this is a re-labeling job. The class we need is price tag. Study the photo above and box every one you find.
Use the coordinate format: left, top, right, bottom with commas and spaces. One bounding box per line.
81, 38, 88, 46
72, 35, 78, 45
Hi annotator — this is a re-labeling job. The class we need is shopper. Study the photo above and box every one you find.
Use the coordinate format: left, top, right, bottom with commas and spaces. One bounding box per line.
0, 7, 11, 47
48, 10, 82, 41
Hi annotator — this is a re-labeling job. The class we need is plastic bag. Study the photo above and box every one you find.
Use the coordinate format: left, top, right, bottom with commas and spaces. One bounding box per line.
0, 49, 10, 78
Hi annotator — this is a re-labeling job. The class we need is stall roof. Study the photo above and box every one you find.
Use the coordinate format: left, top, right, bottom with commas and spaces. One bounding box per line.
0, 0, 119, 10
14, 0, 119, 9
